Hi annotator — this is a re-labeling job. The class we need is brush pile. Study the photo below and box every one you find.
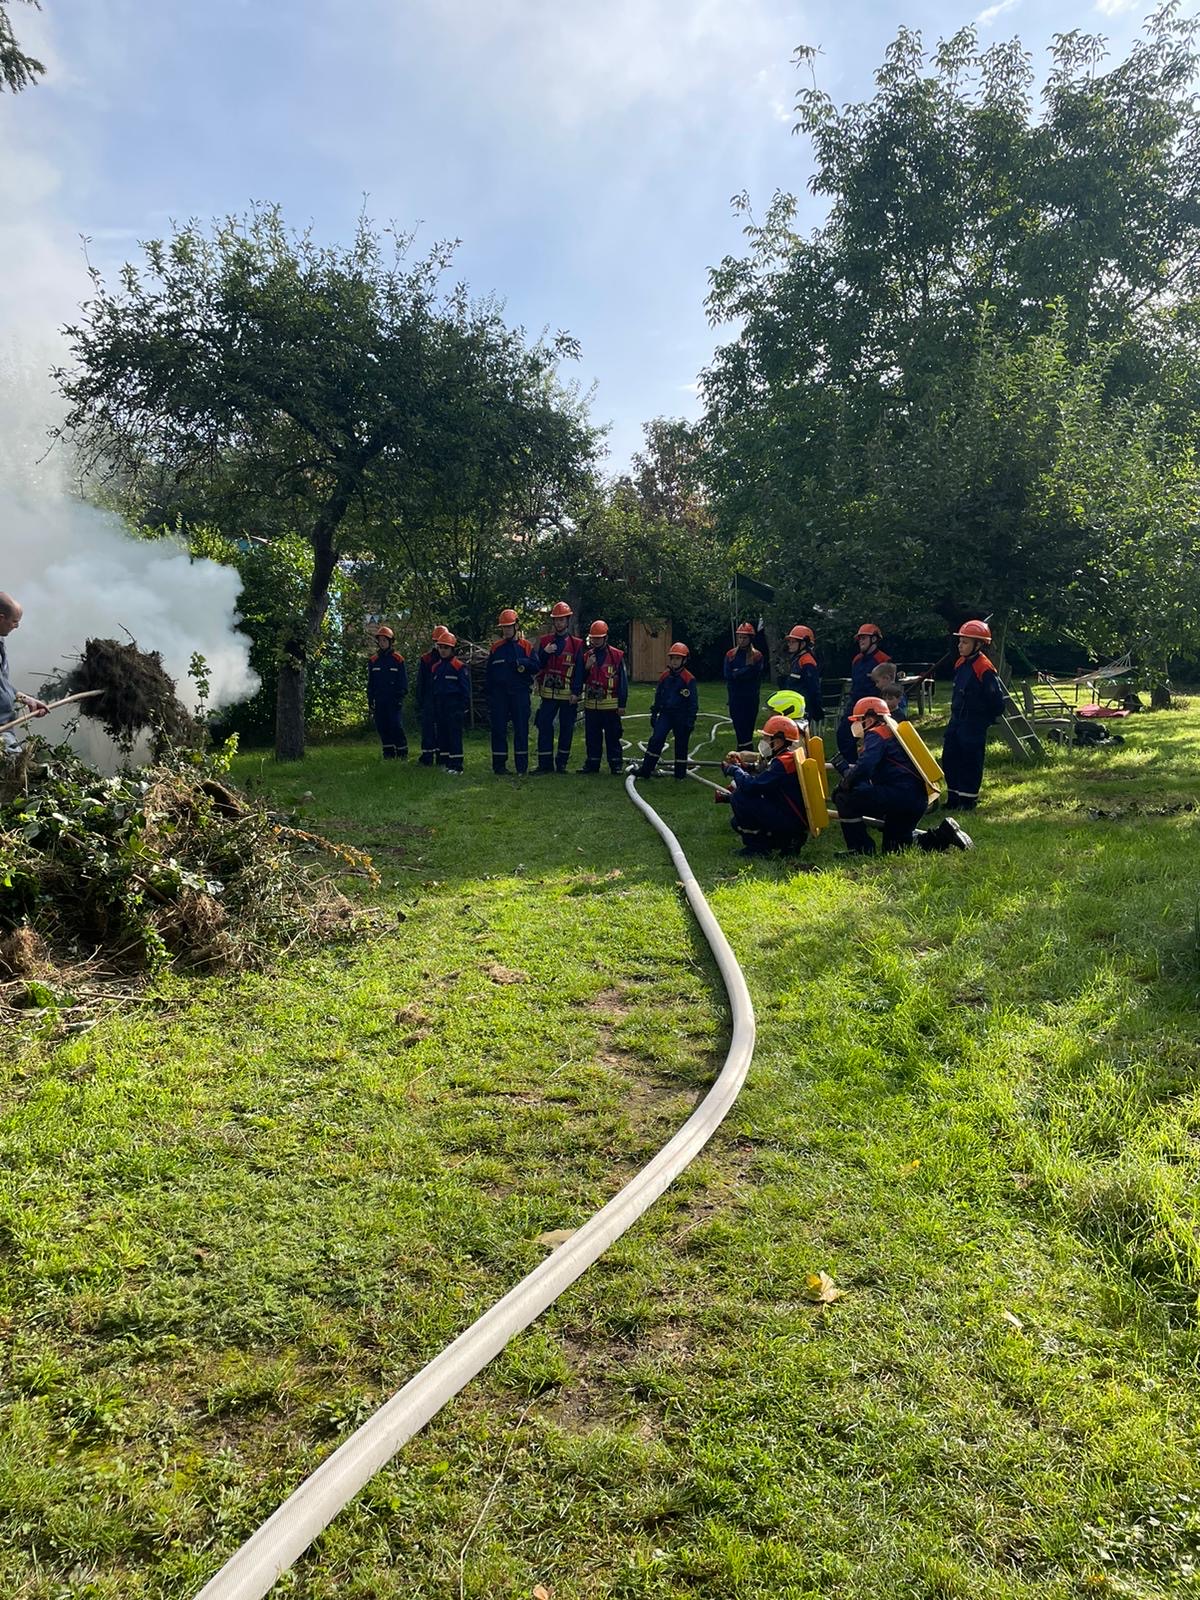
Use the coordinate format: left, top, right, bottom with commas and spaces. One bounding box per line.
0, 745, 376, 1006
42, 637, 197, 753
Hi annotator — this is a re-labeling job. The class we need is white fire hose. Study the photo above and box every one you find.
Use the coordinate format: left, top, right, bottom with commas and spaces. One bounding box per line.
195, 770, 756, 1600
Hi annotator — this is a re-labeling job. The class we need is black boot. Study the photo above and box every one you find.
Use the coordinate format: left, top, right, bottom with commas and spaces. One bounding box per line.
836, 818, 876, 856
634, 753, 659, 779
674, 761, 689, 780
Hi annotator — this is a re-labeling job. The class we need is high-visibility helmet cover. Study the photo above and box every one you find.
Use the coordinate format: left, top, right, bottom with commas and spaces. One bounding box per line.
767, 689, 806, 720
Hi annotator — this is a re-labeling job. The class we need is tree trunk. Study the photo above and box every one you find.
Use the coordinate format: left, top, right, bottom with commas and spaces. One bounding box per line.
273, 481, 355, 761
1151, 662, 1173, 711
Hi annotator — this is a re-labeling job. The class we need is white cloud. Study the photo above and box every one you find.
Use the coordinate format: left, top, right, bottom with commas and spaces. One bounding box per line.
976, 0, 1020, 26
1094, 0, 1136, 14
412, 0, 793, 132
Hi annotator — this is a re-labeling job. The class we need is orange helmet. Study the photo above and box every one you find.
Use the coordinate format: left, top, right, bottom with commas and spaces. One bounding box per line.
667, 642, 689, 658
956, 619, 992, 642
760, 714, 799, 742
438, 632, 457, 648
588, 620, 609, 638
550, 601, 572, 619
497, 608, 518, 627
735, 621, 756, 637
787, 625, 814, 643
855, 623, 882, 639
851, 696, 890, 718
432, 625, 449, 643
373, 625, 394, 641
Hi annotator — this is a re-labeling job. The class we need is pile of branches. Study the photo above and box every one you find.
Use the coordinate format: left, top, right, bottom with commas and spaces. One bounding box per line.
0, 745, 377, 998
43, 637, 197, 754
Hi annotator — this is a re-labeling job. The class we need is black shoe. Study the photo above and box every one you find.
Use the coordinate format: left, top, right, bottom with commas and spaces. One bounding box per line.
579, 766, 601, 775
531, 765, 554, 776
941, 817, 974, 850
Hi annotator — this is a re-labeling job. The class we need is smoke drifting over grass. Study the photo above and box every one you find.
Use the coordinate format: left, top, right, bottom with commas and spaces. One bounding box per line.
1, 346, 257, 765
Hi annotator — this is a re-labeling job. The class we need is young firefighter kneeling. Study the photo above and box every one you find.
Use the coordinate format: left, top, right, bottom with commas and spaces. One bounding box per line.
716, 714, 809, 857
834, 697, 973, 856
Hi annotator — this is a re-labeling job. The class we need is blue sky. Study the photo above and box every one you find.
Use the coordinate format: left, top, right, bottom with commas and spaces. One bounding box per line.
1, 0, 1154, 469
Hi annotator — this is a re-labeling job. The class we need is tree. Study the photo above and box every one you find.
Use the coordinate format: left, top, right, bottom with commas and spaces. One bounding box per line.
702, 10, 1200, 657
57, 207, 592, 758
1, 0, 44, 92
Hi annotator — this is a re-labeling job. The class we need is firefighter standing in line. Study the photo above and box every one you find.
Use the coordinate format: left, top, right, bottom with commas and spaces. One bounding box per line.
485, 608, 538, 775
715, 713, 809, 857
365, 627, 408, 760
572, 620, 627, 774
533, 601, 583, 774
724, 621, 765, 750
428, 631, 469, 774
779, 625, 823, 727
414, 626, 450, 766
833, 696, 972, 855
835, 623, 891, 764
942, 620, 1006, 810
634, 642, 698, 780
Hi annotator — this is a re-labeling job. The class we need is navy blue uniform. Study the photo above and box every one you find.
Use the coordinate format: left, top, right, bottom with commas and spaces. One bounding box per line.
414, 650, 440, 765
638, 668, 699, 778
366, 649, 408, 759
836, 646, 892, 762
572, 644, 628, 773
534, 631, 583, 772
724, 645, 765, 749
486, 636, 537, 774
942, 651, 1005, 808
778, 650, 824, 725
428, 654, 470, 772
834, 723, 928, 853
722, 750, 808, 852
0, 639, 17, 739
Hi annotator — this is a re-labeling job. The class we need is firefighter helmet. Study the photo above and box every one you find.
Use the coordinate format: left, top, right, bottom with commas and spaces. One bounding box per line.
760, 714, 800, 742
432, 625, 449, 643
438, 632, 457, 648
497, 608, 518, 627
851, 696, 890, 718
787, 624, 815, 644
767, 689, 806, 721
735, 621, 756, 638
550, 601, 572, 619
855, 623, 882, 639
373, 625, 394, 641
587, 620, 609, 638
667, 642, 689, 658
955, 619, 992, 642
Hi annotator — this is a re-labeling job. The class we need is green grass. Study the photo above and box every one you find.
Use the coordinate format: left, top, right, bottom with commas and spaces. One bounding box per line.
5, 684, 1200, 1598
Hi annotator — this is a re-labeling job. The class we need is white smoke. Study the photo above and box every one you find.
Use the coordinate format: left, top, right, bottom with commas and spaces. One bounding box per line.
0, 343, 259, 767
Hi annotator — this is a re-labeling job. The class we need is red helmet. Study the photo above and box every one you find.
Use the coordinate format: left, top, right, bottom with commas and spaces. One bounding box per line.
851, 696, 890, 718
550, 601, 572, 619
667, 642, 689, 658
735, 621, 756, 637
432, 625, 449, 643
438, 632, 457, 648
956, 619, 992, 642
855, 623, 882, 639
588, 620, 609, 638
373, 625, 394, 641
787, 625, 814, 643
760, 714, 799, 741
497, 608, 518, 627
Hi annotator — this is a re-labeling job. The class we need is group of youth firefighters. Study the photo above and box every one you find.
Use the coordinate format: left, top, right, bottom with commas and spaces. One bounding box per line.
366, 609, 1006, 859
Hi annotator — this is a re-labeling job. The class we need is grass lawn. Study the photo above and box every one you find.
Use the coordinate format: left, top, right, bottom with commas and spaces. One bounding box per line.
4, 684, 1200, 1599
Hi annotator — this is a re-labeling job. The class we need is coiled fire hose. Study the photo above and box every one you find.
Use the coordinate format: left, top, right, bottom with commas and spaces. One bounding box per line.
196, 769, 756, 1600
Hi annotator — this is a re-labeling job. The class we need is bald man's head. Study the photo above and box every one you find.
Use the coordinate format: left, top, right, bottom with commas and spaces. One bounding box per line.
0, 594, 22, 638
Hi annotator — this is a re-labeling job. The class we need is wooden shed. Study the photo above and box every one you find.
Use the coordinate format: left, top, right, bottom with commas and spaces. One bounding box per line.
629, 619, 672, 682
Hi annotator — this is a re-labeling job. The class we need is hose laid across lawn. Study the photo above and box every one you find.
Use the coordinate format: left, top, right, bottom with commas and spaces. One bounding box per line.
195, 771, 756, 1600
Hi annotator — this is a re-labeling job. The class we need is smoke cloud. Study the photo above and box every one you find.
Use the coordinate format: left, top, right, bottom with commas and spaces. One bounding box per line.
1, 344, 258, 765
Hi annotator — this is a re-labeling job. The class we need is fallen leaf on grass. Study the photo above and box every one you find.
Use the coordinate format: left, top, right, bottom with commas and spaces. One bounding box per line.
533, 1586, 553, 1600
1002, 1309, 1025, 1333
486, 963, 530, 985
535, 1229, 576, 1249
804, 1271, 846, 1305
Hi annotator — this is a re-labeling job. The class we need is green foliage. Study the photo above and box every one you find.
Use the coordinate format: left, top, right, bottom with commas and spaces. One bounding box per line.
57, 207, 595, 757
703, 13, 1200, 663
0, 0, 44, 93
